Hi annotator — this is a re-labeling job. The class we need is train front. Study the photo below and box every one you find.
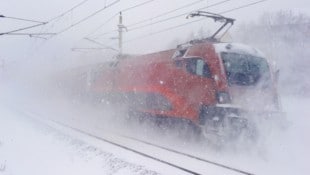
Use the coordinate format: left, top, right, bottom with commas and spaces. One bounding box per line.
200, 42, 283, 140
214, 43, 280, 112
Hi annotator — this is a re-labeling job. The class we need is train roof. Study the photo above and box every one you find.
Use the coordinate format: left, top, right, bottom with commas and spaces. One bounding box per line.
213, 42, 266, 58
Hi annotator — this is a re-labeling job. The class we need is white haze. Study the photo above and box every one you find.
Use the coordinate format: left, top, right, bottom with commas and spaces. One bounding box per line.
1, 1, 310, 175
1, 52, 310, 175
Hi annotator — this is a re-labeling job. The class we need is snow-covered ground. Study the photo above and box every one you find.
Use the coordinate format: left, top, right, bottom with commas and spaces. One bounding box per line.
0, 79, 310, 175
0, 101, 164, 175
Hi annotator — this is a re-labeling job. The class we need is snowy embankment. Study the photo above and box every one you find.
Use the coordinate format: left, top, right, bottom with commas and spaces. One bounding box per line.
0, 85, 248, 175
0, 104, 163, 175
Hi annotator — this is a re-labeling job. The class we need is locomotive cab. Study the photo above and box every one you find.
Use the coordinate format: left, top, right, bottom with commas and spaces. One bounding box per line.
214, 43, 280, 112
172, 42, 281, 139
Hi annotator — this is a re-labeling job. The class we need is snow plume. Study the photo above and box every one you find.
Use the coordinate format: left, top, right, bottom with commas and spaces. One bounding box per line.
0, 50, 158, 173
0, 104, 160, 175
233, 10, 310, 97
0, 43, 128, 130
228, 10, 310, 175
0, 9, 310, 175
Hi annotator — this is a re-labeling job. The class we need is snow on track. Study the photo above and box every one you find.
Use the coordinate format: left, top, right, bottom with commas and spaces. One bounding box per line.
0, 105, 161, 175
1, 83, 310, 175
21, 109, 251, 175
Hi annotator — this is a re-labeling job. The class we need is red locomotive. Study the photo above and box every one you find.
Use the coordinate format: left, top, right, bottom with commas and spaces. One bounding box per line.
61, 12, 282, 138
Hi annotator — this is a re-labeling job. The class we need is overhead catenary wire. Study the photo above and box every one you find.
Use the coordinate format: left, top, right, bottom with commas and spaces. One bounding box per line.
47, 0, 90, 22
219, 0, 267, 14
124, 18, 204, 43
122, 0, 155, 13
35, 0, 91, 38
127, 0, 206, 27
0, 23, 47, 36
1, 32, 55, 40
0, 14, 49, 37
71, 47, 115, 51
0, 15, 46, 24
128, 0, 234, 32
124, 0, 268, 44
86, 0, 156, 38
86, 13, 119, 37
94, 0, 233, 38
29, 35, 49, 40
3, 33, 56, 36
55, 0, 120, 35
0, 1, 90, 37
84, 37, 119, 52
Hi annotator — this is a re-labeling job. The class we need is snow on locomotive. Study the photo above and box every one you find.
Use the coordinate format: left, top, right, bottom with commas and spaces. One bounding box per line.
60, 12, 282, 139
89, 40, 280, 138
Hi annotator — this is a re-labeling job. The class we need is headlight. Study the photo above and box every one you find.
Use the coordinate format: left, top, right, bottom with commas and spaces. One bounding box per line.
216, 92, 231, 104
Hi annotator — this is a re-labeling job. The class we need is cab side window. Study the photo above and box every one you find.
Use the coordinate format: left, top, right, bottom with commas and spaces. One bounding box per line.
185, 58, 211, 78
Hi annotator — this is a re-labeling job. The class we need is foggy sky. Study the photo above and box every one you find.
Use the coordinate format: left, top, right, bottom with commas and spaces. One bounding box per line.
1, 0, 310, 66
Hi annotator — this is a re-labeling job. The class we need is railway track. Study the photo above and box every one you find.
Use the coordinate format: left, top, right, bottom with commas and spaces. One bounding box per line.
22, 110, 255, 175
119, 135, 254, 175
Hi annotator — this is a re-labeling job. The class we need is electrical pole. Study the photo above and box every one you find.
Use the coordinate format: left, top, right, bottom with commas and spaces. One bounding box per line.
117, 12, 127, 55
118, 12, 123, 55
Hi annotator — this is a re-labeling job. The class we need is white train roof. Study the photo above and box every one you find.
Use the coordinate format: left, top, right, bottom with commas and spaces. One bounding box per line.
213, 42, 266, 58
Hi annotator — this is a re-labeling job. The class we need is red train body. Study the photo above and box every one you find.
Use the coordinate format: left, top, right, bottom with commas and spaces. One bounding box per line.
83, 40, 280, 129
57, 12, 282, 138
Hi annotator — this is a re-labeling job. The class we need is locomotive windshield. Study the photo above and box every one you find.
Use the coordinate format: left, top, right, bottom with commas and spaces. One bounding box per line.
221, 52, 270, 86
